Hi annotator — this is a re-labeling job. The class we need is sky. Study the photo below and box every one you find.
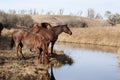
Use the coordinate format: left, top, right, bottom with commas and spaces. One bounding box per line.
0, 0, 120, 16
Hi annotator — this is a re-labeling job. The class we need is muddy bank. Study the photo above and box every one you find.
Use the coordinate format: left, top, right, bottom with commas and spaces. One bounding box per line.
0, 36, 73, 80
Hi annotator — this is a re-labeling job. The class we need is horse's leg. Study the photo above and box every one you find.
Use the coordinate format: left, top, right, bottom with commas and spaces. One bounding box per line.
43, 52, 49, 65
15, 42, 20, 59
19, 43, 25, 60
16, 45, 19, 59
36, 48, 42, 64
51, 41, 56, 55
39, 49, 43, 64
19, 49, 25, 60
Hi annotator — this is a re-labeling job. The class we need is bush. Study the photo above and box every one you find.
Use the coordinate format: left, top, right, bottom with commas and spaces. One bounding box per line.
18, 15, 34, 27
65, 20, 88, 28
0, 11, 34, 29
105, 12, 120, 26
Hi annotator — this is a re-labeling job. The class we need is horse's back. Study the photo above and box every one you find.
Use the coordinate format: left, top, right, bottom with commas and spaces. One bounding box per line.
37, 28, 53, 41
21, 31, 44, 49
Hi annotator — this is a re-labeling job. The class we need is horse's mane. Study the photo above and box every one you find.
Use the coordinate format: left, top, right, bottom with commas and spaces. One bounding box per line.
51, 24, 67, 31
51, 25, 61, 29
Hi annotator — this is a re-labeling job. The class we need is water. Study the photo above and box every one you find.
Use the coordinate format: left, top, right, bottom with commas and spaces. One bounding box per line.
52, 43, 120, 80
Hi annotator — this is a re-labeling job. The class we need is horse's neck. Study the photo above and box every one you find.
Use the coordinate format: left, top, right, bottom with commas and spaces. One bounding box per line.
51, 26, 63, 36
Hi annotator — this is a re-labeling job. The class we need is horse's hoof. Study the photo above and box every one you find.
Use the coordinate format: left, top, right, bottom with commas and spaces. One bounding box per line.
17, 58, 21, 61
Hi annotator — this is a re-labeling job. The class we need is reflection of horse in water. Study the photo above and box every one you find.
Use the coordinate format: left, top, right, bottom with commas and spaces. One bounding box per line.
0, 23, 4, 36
50, 64, 56, 80
40, 64, 56, 80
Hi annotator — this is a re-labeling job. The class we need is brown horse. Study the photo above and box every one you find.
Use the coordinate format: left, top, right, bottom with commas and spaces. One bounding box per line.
50, 24, 72, 54
0, 23, 4, 36
11, 30, 49, 64
36, 24, 72, 55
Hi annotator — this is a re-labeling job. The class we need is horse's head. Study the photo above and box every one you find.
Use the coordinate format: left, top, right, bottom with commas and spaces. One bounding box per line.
62, 24, 72, 35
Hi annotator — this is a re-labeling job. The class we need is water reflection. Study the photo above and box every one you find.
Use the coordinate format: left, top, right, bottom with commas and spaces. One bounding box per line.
57, 42, 119, 53
50, 52, 73, 68
36, 64, 56, 80
53, 43, 120, 80
57, 42, 120, 67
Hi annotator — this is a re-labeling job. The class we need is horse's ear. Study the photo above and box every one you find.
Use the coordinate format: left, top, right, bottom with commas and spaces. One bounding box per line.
47, 25, 52, 30
65, 24, 68, 26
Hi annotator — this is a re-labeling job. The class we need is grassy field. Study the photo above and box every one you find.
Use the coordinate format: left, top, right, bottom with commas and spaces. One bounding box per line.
58, 25, 120, 47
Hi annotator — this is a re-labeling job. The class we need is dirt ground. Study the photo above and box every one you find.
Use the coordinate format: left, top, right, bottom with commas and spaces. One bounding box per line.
0, 36, 73, 80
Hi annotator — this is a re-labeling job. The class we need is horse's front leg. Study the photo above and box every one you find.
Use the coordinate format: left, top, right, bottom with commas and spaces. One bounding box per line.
51, 41, 56, 55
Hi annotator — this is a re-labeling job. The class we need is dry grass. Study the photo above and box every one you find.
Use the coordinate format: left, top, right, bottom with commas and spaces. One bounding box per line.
58, 25, 120, 47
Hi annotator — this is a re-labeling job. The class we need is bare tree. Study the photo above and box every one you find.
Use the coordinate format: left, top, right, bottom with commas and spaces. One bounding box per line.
104, 11, 112, 18
33, 8, 36, 15
20, 10, 26, 14
77, 11, 83, 16
29, 9, 33, 14
58, 8, 64, 15
95, 13, 103, 19
87, 8, 95, 18
9, 9, 16, 14
105, 11, 120, 26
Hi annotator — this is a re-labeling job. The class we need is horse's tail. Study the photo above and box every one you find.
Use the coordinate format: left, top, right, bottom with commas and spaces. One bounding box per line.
10, 35, 15, 49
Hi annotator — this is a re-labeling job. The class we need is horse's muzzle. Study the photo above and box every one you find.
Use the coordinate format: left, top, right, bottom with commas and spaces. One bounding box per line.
69, 32, 72, 35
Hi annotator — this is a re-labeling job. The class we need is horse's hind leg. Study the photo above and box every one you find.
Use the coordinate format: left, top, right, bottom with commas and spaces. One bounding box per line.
19, 42, 25, 60
15, 42, 20, 59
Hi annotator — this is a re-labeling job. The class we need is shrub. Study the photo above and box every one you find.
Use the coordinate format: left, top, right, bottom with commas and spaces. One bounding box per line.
105, 11, 120, 26
18, 15, 34, 27
65, 20, 88, 28
0, 11, 34, 29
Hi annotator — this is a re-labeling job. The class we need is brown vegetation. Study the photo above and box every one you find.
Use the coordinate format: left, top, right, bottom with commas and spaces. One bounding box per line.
58, 25, 120, 47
